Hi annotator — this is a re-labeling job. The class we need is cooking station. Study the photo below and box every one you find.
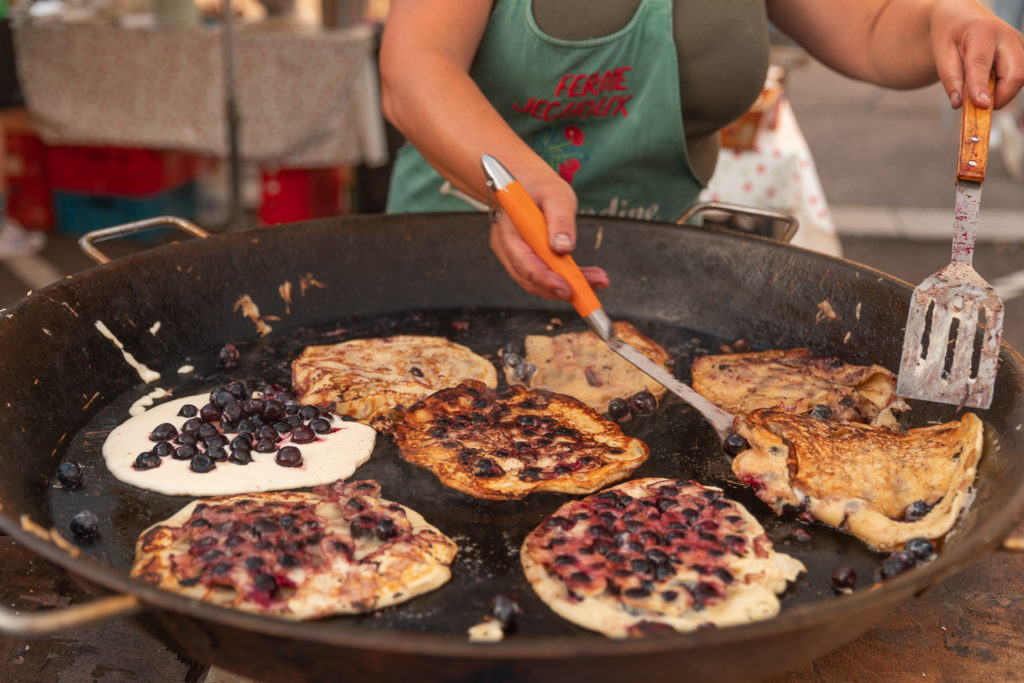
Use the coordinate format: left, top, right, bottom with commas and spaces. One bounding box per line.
1, 213, 1023, 682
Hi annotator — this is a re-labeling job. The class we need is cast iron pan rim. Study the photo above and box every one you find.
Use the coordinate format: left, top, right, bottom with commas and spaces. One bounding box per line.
3, 215, 1023, 656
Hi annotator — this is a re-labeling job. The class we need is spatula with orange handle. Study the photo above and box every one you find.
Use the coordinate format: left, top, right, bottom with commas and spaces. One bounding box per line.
481, 153, 736, 443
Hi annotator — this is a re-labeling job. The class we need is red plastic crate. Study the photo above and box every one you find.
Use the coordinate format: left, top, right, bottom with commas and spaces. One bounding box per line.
7, 176, 53, 230
5, 132, 48, 182
45, 145, 200, 196
259, 167, 350, 225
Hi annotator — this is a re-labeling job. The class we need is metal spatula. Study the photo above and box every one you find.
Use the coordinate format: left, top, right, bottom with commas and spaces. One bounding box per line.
897, 78, 1004, 409
481, 154, 736, 442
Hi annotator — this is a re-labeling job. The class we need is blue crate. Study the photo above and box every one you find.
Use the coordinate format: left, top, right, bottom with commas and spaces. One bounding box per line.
53, 182, 198, 237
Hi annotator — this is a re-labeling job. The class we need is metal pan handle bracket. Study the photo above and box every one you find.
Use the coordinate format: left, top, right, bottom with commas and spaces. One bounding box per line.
78, 216, 211, 265
0, 593, 141, 636
677, 201, 799, 244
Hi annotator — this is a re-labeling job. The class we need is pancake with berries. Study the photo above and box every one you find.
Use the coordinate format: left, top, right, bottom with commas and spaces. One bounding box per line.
521, 478, 805, 638
502, 322, 670, 415
130, 480, 457, 618
292, 336, 498, 423
382, 380, 648, 500
691, 348, 908, 429
731, 409, 983, 552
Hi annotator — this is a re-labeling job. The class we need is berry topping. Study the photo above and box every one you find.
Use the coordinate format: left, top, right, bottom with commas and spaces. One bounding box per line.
150, 422, 178, 441
629, 390, 657, 415
218, 343, 240, 369
606, 397, 629, 420
133, 451, 162, 470
290, 425, 316, 444
70, 510, 100, 541
722, 433, 749, 457
275, 446, 303, 468
190, 453, 216, 473
831, 566, 857, 593
177, 404, 198, 418
309, 417, 332, 434
57, 461, 84, 489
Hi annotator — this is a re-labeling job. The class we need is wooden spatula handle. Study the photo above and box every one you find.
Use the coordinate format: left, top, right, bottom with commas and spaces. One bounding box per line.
957, 72, 996, 182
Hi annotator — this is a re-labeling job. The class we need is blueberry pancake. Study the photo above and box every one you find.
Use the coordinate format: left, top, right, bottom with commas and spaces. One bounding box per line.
382, 380, 649, 500
503, 321, 671, 414
521, 478, 805, 638
130, 480, 458, 618
292, 336, 498, 423
691, 348, 909, 429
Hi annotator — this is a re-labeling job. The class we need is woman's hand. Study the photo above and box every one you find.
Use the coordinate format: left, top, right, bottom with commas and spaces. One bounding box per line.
488, 172, 609, 301
928, 0, 1024, 109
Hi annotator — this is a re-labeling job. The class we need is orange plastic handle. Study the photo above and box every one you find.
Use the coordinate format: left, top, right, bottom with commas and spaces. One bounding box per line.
494, 181, 603, 317
957, 72, 996, 183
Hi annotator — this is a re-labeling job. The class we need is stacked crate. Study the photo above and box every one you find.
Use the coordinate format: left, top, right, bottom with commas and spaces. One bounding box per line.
45, 146, 200, 234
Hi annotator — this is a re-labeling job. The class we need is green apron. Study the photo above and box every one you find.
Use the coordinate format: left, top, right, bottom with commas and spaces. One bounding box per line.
386, 0, 702, 221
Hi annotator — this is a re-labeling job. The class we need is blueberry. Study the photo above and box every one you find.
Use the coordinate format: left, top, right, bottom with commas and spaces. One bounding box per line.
309, 417, 332, 434
152, 441, 174, 458
722, 433, 749, 457
210, 389, 234, 410
259, 425, 280, 442
197, 422, 219, 439
810, 404, 833, 420
177, 404, 198, 418
290, 425, 316, 444
133, 451, 162, 470
262, 399, 285, 422
181, 418, 202, 434
149, 422, 178, 442
299, 405, 320, 421
875, 550, 917, 582
200, 403, 222, 423
57, 461, 84, 489
218, 343, 239, 369
284, 414, 303, 428
207, 446, 229, 462
905, 537, 936, 562
173, 444, 198, 460
175, 432, 198, 446
274, 421, 293, 435
831, 566, 857, 593
276, 446, 303, 467
222, 400, 244, 422
374, 517, 396, 541
491, 594, 522, 627
606, 397, 629, 420
243, 398, 265, 416
225, 381, 249, 401
254, 437, 277, 453
70, 510, 100, 541
284, 400, 302, 416
237, 419, 256, 434
229, 449, 253, 465
190, 453, 216, 473
902, 500, 934, 522
204, 434, 229, 449
629, 390, 657, 415
230, 435, 252, 451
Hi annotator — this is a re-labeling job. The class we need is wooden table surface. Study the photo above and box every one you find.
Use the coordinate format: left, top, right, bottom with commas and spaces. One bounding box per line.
2, 533, 1022, 683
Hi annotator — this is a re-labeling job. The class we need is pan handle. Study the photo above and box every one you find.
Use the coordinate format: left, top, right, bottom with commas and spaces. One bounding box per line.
676, 201, 799, 244
78, 216, 211, 265
0, 593, 142, 636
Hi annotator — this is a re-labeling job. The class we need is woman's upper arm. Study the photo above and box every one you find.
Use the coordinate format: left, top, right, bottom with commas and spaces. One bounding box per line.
380, 0, 494, 74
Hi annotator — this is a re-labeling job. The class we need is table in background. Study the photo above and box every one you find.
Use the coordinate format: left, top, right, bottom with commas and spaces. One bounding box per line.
14, 22, 387, 170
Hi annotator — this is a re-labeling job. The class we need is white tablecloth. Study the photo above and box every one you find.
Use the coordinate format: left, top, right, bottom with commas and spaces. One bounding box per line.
14, 22, 388, 169
701, 99, 842, 256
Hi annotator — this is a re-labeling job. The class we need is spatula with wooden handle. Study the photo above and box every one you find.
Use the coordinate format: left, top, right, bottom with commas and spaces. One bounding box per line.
897, 76, 1004, 409
481, 153, 736, 443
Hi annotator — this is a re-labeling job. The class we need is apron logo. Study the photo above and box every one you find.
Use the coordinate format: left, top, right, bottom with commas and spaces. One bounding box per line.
512, 66, 633, 121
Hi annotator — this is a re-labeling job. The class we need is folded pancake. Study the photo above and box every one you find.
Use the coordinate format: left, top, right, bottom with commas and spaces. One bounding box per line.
731, 409, 983, 552
691, 348, 908, 429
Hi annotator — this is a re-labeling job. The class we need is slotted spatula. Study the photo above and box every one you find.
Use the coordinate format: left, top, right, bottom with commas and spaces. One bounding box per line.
897, 77, 1004, 409
481, 154, 736, 443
